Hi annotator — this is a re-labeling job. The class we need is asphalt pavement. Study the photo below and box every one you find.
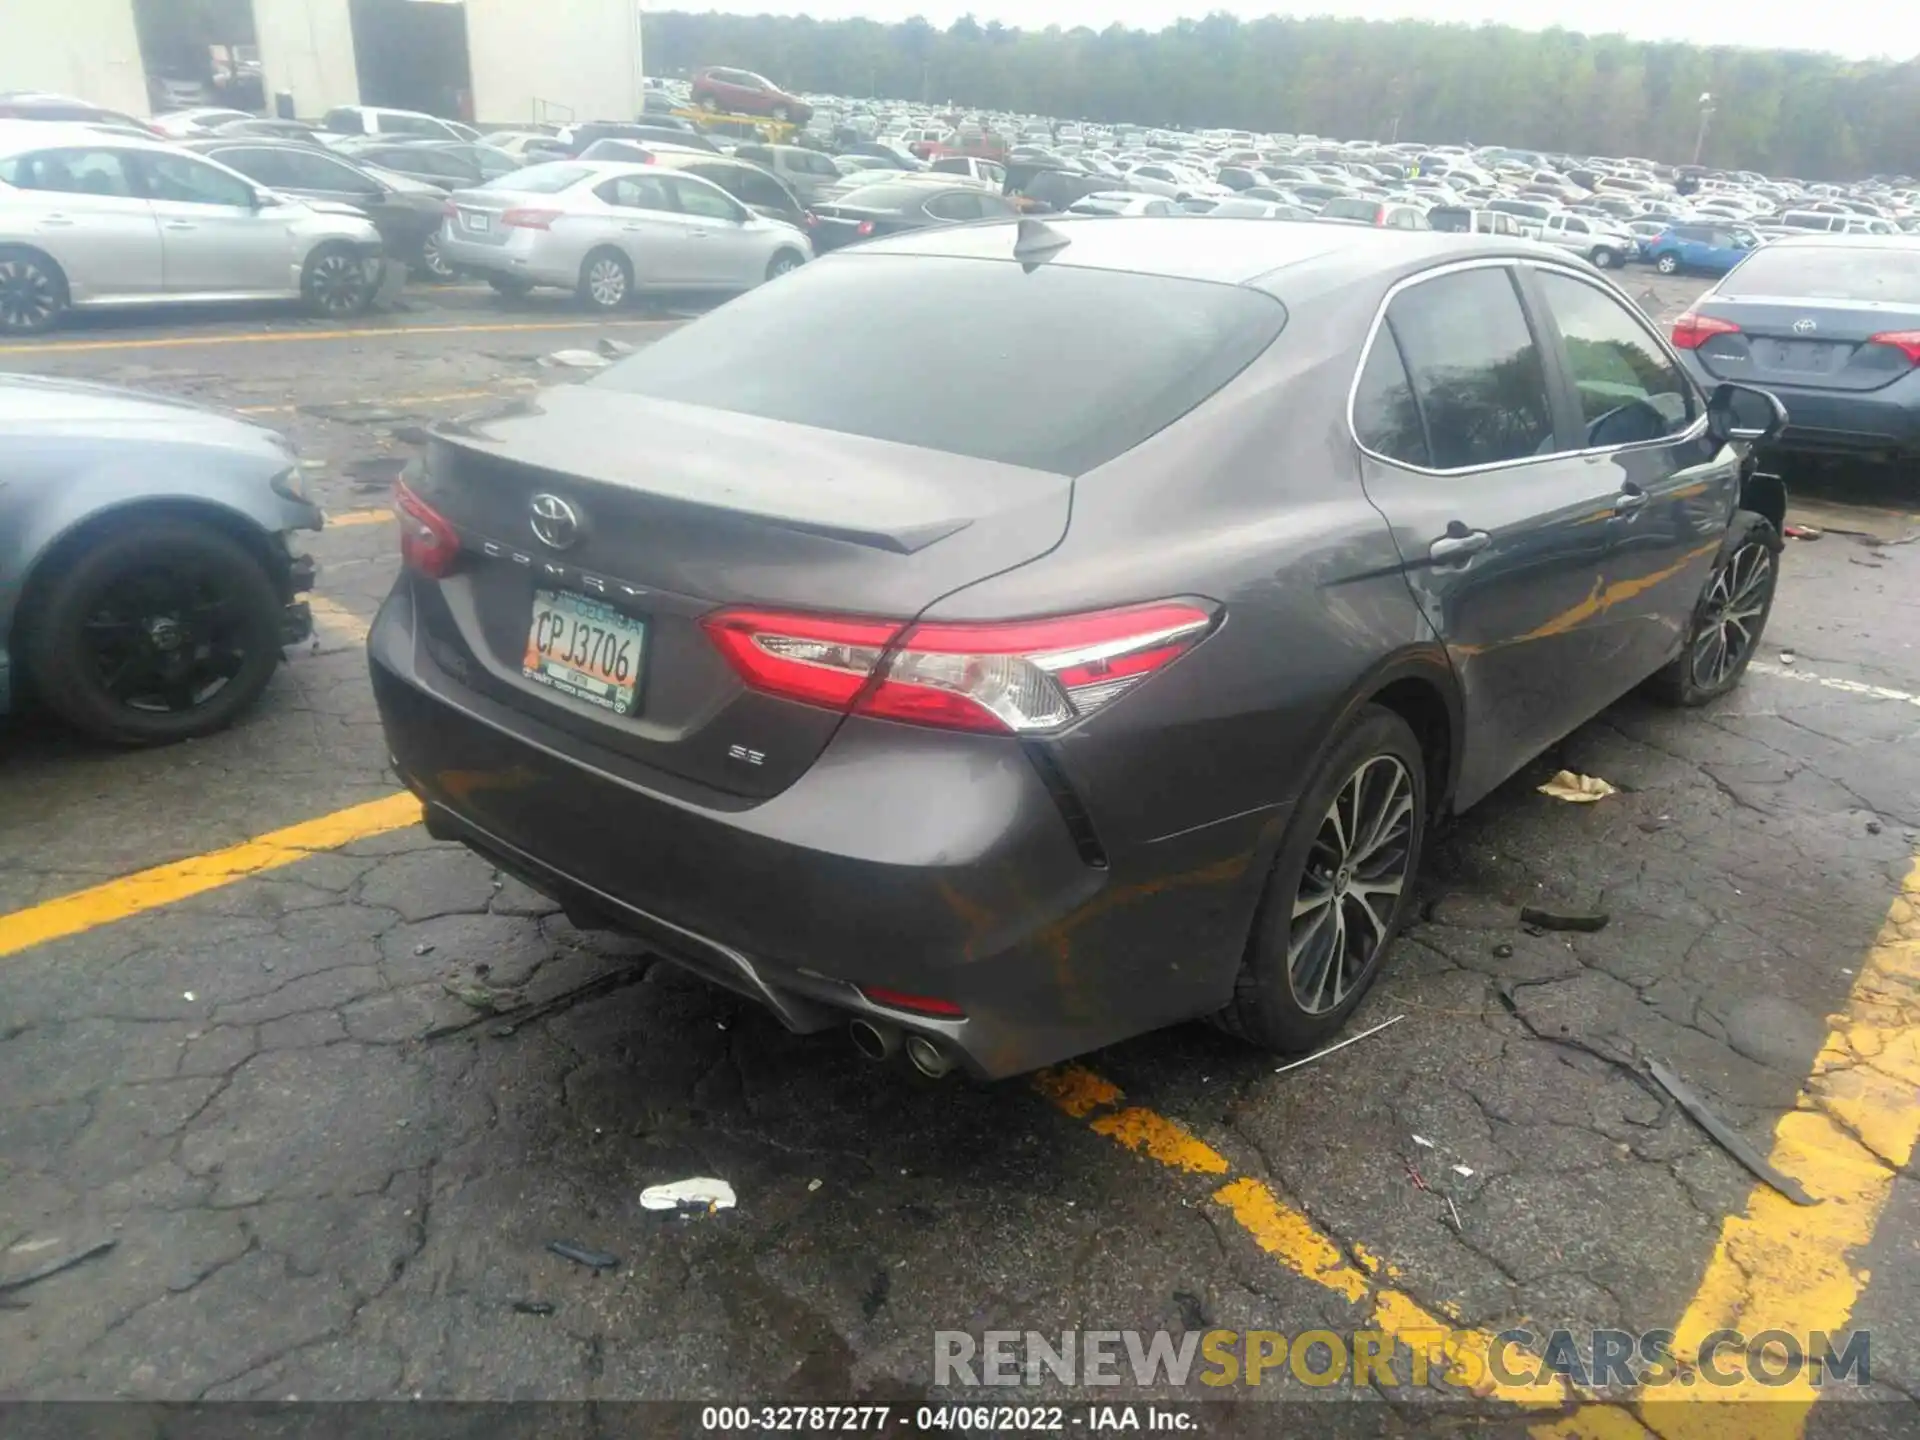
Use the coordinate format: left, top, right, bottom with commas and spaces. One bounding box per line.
3, 274, 1920, 1432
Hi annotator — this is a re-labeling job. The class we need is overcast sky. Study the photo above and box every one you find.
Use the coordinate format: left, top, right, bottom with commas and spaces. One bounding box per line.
687, 2, 1919, 63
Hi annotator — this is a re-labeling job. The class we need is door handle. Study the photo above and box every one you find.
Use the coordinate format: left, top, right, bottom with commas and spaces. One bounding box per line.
1613, 484, 1648, 513
162, 221, 197, 231
620, 223, 647, 231
688, 230, 711, 239
1428, 528, 1491, 562
40, 215, 75, 226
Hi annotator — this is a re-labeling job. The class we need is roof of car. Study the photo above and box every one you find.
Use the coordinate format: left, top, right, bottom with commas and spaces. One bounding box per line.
0, 121, 174, 156
1762, 232, 1920, 252
852, 215, 1567, 287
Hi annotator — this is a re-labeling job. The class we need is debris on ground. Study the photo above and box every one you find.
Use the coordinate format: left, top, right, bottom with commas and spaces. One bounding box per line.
0, 1238, 117, 1295
1783, 524, 1823, 540
597, 337, 638, 358
413, 943, 435, 956
1492, 942, 1515, 958
539, 349, 611, 370
512, 1300, 556, 1315
546, 1240, 620, 1271
441, 978, 523, 1013
1537, 771, 1616, 803
1518, 906, 1610, 933
1647, 1059, 1819, 1207
1780, 650, 1796, 665
807, 1179, 823, 1193
1868, 820, 1884, 835
1272, 1014, 1404, 1074
1411, 1134, 1435, 1149
640, 1177, 738, 1214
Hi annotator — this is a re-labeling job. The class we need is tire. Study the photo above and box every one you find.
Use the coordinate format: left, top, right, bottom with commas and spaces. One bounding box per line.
416, 231, 457, 282
23, 519, 285, 746
1214, 705, 1428, 1053
765, 249, 804, 282
0, 246, 68, 335
302, 242, 374, 318
1647, 511, 1781, 707
487, 274, 534, 298
1655, 252, 1681, 275
1590, 246, 1616, 268
577, 248, 632, 311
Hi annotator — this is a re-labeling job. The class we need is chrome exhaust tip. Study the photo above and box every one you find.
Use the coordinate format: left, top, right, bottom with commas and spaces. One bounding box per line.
850, 1018, 901, 1061
904, 1033, 955, 1079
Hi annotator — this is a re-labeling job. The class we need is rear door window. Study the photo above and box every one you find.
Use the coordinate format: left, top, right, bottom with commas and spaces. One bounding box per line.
592, 256, 1286, 474
1352, 328, 1430, 467
1381, 267, 1556, 470
597, 174, 675, 212
1534, 270, 1694, 444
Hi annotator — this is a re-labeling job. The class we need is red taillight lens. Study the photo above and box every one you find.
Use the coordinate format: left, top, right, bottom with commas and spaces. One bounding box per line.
861, 986, 965, 1018
803, 210, 818, 227
501, 208, 561, 230
855, 219, 875, 237
701, 601, 1215, 734
1869, 330, 1920, 365
1671, 311, 1741, 349
393, 477, 460, 579
441, 200, 458, 218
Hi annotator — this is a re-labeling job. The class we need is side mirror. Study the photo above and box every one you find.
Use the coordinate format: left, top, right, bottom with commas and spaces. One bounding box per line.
1706, 382, 1787, 445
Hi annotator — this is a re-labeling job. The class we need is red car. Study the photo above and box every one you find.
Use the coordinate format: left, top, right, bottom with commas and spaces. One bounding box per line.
689, 68, 812, 125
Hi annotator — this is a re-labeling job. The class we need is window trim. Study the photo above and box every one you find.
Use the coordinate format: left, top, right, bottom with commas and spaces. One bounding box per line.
1345, 255, 1707, 478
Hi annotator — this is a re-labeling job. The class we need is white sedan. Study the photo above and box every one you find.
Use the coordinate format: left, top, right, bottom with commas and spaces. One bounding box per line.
438, 161, 813, 310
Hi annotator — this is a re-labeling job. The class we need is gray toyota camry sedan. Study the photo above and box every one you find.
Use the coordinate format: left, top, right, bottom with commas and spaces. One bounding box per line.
369, 218, 1789, 1080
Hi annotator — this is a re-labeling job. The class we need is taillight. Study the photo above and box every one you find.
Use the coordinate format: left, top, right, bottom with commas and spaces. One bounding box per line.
441, 200, 458, 218
1671, 311, 1741, 349
860, 986, 965, 1018
501, 208, 561, 230
701, 601, 1215, 734
393, 477, 460, 579
803, 210, 818, 227
1869, 330, 1920, 365
855, 219, 875, 237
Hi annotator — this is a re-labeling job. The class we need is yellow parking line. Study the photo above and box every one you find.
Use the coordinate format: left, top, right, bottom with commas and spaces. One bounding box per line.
310, 594, 372, 644
0, 793, 421, 959
0, 317, 674, 357
235, 388, 514, 416
1645, 855, 1920, 1435
1033, 1064, 1626, 1416
327, 508, 394, 528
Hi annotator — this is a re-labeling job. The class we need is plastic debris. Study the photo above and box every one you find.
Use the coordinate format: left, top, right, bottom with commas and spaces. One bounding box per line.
807, 1179, 823, 1193
0, 1238, 116, 1295
442, 978, 522, 1013
641, 1177, 737, 1213
1519, 907, 1610, 933
1411, 1134, 1436, 1149
512, 1300, 556, 1316
1537, 771, 1616, 803
1647, 1059, 1819, 1206
1780, 650, 1796, 665
597, 337, 638, 358
1273, 1014, 1404, 1074
539, 348, 611, 369
1783, 524, 1822, 540
1452, 1164, 1474, 1178
1492, 942, 1515, 958
546, 1240, 619, 1271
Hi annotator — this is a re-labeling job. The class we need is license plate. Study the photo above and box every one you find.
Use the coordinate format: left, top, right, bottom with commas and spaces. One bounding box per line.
463, 210, 491, 233
522, 589, 644, 715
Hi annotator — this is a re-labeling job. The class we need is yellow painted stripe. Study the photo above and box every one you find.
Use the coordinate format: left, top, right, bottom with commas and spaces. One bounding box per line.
1035, 1065, 1619, 1416
309, 594, 372, 644
1645, 856, 1920, 1436
327, 508, 395, 528
0, 793, 421, 958
0, 317, 674, 357
235, 387, 522, 416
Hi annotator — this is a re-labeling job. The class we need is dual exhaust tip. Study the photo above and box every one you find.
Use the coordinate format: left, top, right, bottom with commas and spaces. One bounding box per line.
849, 1018, 955, 1078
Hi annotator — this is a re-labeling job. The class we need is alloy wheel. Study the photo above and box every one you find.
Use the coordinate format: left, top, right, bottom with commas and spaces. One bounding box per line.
308, 251, 368, 314
421, 233, 456, 280
587, 258, 627, 307
0, 257, 59, 332
1286, 754, 1416, 1016
767, 253, 799, 279
80, 563, 250, 716
1689, 541, 1772, 690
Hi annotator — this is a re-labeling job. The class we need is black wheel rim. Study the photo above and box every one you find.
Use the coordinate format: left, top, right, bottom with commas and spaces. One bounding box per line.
1287, 754, 1415, 1015
309, 252, 367, 313
79, 562, 253, 715
0, 258, 58, 331
1690, 541, 1772, 690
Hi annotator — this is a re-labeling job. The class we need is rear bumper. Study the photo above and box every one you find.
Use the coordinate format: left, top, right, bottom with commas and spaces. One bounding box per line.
1683, 357, 1920, 458
368, 578, 1271, 1078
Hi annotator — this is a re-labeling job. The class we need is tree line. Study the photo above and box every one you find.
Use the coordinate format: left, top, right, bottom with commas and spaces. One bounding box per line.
643, 10, 1920, 181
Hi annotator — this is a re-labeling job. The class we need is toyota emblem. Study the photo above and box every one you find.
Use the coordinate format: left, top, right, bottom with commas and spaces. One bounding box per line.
529, 493, 582, 550
1792, 317, 1818, 334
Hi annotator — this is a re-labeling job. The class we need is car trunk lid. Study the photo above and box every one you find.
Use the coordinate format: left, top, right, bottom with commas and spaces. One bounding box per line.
1688, 296, 1920, 392
409, 385, 1072, 799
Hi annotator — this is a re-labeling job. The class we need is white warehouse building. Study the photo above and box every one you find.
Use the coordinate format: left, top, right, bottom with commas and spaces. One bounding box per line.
5, 0, 643, 129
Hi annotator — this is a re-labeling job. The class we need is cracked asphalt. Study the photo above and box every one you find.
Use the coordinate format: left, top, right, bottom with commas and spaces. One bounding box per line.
4, 273, 1920, 1427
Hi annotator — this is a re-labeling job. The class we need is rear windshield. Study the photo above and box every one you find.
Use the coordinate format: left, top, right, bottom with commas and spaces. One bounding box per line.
593, 254, 1287, 474
827, 181, 937, 210
482, 163, 592, 193
1722, 246, 1920, 301
1320, 197, 1378, 220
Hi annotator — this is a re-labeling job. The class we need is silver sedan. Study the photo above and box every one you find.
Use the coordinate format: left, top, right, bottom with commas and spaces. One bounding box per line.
0, 123, 385, 335
438, 161, 813, 310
